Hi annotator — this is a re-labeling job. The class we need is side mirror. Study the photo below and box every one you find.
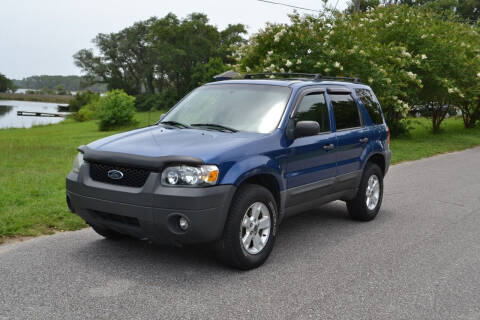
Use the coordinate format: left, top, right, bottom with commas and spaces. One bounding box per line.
295, 121, 320, 138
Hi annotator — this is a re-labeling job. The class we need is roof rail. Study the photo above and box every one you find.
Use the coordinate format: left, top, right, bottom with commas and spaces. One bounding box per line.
244, 73, 318, 79
243, 73, 361, 83
316, 75, 361, 83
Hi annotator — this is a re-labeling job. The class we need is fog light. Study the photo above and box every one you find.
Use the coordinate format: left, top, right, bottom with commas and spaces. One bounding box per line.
179, 217, 189, 231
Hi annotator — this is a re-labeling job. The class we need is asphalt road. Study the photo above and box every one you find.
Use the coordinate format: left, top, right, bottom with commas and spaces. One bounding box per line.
2, 147, 480, 320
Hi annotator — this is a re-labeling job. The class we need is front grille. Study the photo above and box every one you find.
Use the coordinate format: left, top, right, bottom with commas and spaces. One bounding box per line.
89, 162, 150, 187
94, 211, 140, 227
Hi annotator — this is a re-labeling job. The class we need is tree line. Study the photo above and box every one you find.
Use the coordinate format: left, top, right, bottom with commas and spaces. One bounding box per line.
13, 75, 106, 93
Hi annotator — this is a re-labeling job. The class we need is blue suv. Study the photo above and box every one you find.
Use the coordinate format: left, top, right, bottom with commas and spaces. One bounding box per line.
66, 73, 391, 269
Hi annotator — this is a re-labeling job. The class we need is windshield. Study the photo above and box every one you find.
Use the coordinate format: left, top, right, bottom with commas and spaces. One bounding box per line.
162, 84, 292, 133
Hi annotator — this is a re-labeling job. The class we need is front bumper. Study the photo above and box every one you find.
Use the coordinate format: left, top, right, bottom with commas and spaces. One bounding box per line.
66, 163, 236, 245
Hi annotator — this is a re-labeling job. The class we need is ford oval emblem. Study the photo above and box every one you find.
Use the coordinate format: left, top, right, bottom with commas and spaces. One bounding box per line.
107, 170, 124, 180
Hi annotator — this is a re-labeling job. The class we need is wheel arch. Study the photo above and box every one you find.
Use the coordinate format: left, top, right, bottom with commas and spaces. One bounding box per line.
239, 173, 282, 214
364, 152, 386, 176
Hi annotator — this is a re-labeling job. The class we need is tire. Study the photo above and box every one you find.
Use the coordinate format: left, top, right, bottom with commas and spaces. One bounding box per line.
215, 184, 278, 270
91, 224, 126, 240
347, 163, 384, 221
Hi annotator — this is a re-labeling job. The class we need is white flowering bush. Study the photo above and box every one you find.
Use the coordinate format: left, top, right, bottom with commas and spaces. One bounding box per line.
235, 5, 480, 134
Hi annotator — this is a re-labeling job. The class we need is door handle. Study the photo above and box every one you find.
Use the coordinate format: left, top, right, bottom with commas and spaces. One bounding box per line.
359, 137, 369, 143
323, 144, 335, 151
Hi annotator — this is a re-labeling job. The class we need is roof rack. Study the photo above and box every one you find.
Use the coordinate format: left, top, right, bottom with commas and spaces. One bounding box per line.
243, 73, 361, 83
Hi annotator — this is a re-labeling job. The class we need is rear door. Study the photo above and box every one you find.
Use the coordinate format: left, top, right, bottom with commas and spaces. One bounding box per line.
328, 88, 369, 192
285, 89, 337, 207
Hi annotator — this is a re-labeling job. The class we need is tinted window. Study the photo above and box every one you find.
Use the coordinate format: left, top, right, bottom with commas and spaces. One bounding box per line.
330, 94, 361, 130
356, 89, 384, 125
294, 93, 330, 132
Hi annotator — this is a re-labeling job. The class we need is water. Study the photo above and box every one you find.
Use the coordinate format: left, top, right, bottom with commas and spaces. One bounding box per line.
0, 100, 70, 129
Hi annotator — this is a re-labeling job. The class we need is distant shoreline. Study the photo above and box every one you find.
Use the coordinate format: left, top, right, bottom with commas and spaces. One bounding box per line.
0, 92, 73, 104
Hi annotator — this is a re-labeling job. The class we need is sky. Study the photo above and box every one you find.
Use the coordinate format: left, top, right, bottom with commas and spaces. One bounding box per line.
0, 0, 347, 79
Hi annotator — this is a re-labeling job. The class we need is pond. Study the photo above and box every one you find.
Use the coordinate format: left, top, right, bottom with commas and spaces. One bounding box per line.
0, 100, 70, 129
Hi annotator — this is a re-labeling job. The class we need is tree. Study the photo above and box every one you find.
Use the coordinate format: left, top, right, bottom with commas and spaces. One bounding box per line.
347, 0, 480, 22
74, 18, 158, 95
74, 13, 247, 100
234, 5, 480, 135
190, 57, 230, 88
0, 73, 16, 93
346, 0, 381, 13
457, 0, 480, 22
147, 13, 246, 96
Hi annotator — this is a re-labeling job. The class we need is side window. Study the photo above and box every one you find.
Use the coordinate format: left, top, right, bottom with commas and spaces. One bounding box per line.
355, 89, 384, 125
330, 94, 361, 130
294, 92, 330, 133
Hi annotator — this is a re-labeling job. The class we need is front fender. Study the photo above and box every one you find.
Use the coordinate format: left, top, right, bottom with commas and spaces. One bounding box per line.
220, 155, 285, 191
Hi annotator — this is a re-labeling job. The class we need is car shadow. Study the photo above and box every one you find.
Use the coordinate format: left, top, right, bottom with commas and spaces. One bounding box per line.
70, 201, 390, 279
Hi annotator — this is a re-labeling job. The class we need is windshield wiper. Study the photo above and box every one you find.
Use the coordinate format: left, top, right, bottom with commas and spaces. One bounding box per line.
159, 121, 191, 129
190, 123, 238, 133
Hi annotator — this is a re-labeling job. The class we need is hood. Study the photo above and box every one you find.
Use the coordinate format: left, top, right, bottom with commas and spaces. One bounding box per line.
87, 125, 265, 163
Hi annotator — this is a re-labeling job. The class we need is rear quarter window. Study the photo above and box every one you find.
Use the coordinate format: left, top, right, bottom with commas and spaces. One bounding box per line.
355, 89, 384, 125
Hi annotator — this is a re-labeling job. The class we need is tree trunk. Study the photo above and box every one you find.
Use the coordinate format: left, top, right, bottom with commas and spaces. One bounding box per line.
431, 103, 448, 134
460, 102, 480, 129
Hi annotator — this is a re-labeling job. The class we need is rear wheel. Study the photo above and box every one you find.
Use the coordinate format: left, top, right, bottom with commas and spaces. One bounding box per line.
215, 184, 278, 270
347, 163, 383, 221
91, 225, 126, 240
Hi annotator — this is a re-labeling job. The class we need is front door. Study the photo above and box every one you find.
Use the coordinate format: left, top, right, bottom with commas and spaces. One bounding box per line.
285, 90, 337, 208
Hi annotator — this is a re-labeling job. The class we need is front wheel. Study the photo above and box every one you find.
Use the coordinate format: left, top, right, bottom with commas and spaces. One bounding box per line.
347, 163, 384, 221
215, 184, 278, 270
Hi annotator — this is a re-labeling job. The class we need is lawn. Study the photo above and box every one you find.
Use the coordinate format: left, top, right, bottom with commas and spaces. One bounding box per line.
0, 115, 479, 242
390, 117, 480, 163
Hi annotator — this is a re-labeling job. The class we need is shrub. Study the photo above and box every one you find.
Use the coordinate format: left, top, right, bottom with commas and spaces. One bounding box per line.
72, 100, 99, 122
68, 91, 100, 112
97, 89, 137, 131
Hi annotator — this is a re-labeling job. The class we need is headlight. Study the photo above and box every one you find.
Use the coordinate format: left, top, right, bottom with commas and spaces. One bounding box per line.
161, 165, 219, 186
72, 152, 84, 173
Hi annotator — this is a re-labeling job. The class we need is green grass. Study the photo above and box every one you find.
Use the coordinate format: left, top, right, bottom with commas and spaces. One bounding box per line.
0, 115, 479, 243
0, 110, 164, 243
391, 117, 480, 164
